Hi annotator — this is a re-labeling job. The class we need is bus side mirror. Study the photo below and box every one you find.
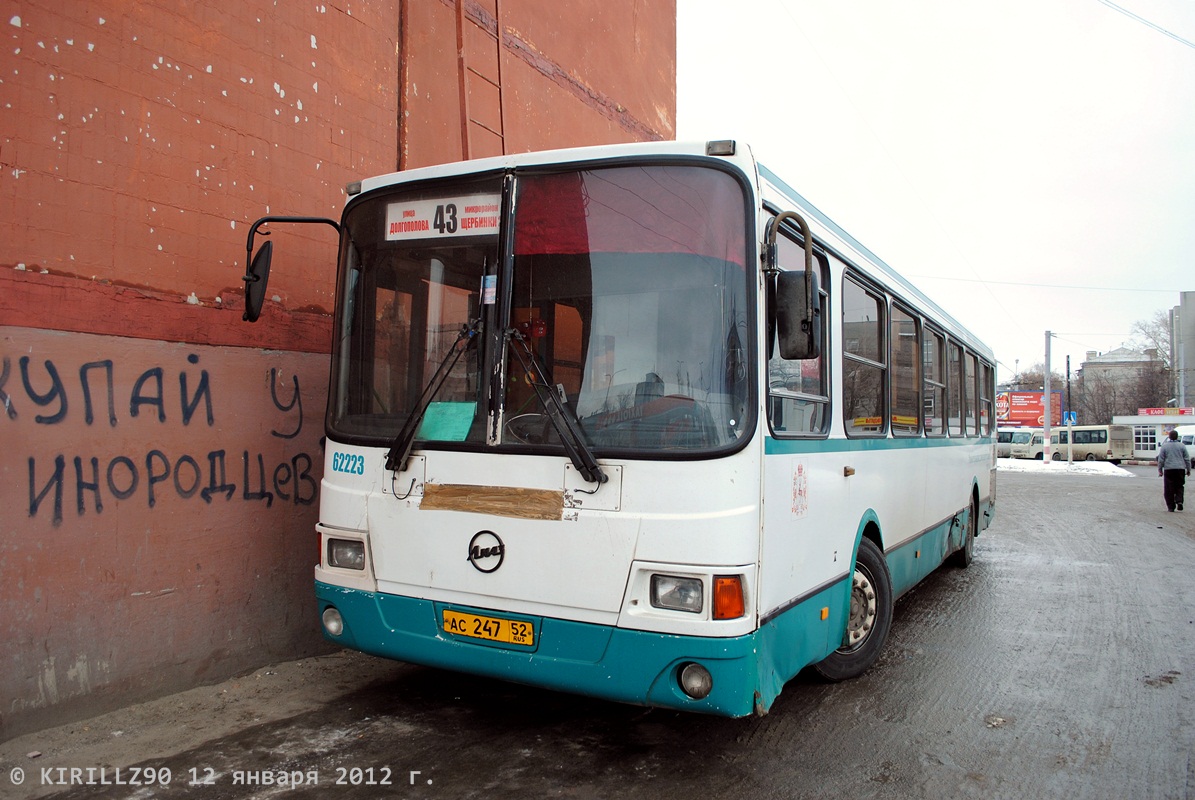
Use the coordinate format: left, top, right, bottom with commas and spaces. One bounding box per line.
775, 269, 821, 360
242, 239, 273, 322
240, 215, 341, 323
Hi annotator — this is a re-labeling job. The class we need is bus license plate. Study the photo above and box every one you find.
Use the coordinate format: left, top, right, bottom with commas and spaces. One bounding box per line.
442, 610, 535, 646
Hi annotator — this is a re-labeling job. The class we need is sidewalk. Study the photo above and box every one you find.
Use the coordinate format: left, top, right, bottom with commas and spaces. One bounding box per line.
0, 651, 403, 800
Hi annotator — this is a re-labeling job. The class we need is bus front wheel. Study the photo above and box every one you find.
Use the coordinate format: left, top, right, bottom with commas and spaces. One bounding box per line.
951, 494, 978, 569
813, 537, 893, 682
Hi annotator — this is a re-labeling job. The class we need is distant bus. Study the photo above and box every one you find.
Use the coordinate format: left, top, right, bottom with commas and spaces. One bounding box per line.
996, 427, 1018, 458
1006, 429, 1037, 458
1011, 425, 1132, 463
241, 139, 996, 717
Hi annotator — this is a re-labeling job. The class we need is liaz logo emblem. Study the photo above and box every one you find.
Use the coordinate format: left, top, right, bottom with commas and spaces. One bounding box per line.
467, 531, 505, 573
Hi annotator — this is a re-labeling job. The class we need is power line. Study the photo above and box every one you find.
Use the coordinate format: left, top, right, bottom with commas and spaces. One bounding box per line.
1097, 0, 1195, 49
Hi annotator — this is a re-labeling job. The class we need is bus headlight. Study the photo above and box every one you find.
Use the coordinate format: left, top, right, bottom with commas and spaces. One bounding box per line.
650, 575, 703, 613
322, 607, 344, 636
679, 663, 713, 699
328, 538, 365, 570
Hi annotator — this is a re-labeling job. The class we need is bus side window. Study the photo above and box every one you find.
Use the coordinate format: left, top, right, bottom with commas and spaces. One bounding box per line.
767, 231, 829, 436
965, 351, 980, 437
948, 342, 964, 436
923, 329, 946, 436
842, 275, 887, 436
890, 304, 921, 436
981, 361, 994, 435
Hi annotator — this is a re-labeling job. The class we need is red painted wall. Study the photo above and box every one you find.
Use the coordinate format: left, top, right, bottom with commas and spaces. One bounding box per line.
0, 0, 674, 739
401, 0, 676, 167
2, 327, 329, 734
0, 1, 399, 328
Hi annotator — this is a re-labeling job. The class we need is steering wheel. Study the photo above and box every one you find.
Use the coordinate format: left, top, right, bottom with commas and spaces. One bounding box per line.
504, 413, 556, 444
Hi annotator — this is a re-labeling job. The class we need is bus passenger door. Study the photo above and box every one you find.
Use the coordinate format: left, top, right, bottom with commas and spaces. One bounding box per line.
758, 235, 840, 655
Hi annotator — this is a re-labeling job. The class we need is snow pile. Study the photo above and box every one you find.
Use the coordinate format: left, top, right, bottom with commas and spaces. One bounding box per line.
996, 458, 1134, 477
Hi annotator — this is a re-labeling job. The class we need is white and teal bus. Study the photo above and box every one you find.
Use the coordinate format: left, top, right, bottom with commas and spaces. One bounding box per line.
243, 140, 996, 717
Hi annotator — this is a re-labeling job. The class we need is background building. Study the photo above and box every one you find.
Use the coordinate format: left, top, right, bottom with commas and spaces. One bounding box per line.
1, 0, 676, 739
1112, 410, 1195, 459
1074, 347, 1168, 423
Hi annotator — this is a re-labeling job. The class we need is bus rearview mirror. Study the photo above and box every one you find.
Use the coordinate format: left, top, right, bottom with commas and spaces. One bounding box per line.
775, 269, 822, 361
242, 240, 273, 322
239, 215, 341, 323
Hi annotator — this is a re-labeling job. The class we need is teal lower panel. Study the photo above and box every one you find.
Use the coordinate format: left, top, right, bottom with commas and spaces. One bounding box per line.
754, 578, 852, 709
885, 501, 985, 597
887, 519, 952, 596
315, 581, 847, 717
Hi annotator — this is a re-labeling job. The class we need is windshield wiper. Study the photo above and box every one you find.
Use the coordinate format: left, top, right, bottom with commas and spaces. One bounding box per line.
506, 328, 607, 486
384, 321, 480, 473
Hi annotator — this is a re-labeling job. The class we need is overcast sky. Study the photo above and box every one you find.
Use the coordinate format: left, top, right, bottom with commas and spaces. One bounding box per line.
677, 0, 1195, 386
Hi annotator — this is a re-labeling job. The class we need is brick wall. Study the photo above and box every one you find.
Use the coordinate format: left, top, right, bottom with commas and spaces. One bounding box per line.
0, 0, 674, 739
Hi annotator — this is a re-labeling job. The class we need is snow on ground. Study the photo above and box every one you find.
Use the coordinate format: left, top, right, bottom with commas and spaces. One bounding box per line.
996, 457, 1135, 477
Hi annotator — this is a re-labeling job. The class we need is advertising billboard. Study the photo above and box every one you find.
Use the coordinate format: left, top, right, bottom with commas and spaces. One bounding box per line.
997, 391, 1063, 427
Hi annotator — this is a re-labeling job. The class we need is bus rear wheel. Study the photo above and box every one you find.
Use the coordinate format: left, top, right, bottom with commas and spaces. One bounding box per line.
813, 537, 892, 682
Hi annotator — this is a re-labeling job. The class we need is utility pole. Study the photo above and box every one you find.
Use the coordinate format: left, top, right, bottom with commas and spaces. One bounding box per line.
1043, 331, 1052, 461
1066, 354, 1073, 463
1066, 355, 1072, 418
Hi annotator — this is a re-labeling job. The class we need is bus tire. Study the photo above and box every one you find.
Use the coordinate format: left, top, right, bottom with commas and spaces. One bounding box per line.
813, 537, 892, 682
951, 494, 977, 569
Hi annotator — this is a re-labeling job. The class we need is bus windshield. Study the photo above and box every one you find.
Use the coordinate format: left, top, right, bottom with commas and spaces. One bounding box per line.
328, 164, 752, 457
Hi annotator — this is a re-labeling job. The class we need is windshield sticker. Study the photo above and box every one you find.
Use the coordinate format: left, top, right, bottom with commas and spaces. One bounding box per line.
415, 401, 477, 442
386, 195, 501, 241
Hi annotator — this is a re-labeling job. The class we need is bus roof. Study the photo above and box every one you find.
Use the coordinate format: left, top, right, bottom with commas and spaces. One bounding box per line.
356, 140, 724, 194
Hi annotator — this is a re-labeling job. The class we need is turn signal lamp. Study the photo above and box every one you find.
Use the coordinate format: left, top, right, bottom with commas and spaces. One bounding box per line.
712, 575, 745, 619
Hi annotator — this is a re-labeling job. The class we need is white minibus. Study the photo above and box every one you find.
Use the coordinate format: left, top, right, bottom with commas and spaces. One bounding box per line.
1012, 425, 1132, 462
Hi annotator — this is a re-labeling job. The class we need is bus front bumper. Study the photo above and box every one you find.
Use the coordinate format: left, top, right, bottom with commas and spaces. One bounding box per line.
315, 581, 768, 717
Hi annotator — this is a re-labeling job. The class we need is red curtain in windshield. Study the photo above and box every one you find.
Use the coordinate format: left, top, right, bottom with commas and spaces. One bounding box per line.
514, 166, 747, 268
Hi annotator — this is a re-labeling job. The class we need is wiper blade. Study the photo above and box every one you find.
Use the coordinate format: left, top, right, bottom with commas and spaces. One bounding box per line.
506, 328, 607, 486
385, 321, 480, 473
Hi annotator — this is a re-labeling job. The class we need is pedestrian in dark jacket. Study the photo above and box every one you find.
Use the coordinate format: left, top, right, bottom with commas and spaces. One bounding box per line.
1156, 430, 1192, 512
